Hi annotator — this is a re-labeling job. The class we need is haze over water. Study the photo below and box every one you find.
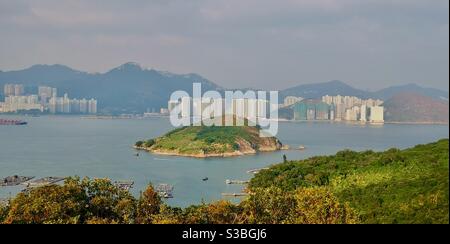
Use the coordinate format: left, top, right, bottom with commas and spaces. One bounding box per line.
0, 115, 448, 207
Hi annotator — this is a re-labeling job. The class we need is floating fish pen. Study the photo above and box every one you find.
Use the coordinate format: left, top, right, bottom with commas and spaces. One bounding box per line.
1, 175, 34, 187
114, 181, 134, 191
155, 184, 174, 199
23, 177, 65, 188
225, 179, 249, 185
0, 198, 9, 206
246, 168, 269, 174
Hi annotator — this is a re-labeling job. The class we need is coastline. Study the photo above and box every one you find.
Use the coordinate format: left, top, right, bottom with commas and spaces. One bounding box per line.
384, 121, 449, 125
279, 119, 449, 126
133, 146, 281, 158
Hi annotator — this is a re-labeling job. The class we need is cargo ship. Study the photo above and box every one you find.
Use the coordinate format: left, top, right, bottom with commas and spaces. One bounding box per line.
0, 119, 28, 125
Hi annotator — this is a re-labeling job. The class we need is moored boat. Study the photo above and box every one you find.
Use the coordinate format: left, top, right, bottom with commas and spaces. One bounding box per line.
0, 119, 28, 125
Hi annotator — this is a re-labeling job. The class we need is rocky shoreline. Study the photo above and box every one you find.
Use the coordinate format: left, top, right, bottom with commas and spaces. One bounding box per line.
133, 145, 282, 158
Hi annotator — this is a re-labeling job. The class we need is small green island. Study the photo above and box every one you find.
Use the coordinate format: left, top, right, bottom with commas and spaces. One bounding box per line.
134, 125, 284, 158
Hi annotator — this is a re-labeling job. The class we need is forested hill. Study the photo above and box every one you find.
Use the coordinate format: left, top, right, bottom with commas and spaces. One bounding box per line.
250, 139, 449, 224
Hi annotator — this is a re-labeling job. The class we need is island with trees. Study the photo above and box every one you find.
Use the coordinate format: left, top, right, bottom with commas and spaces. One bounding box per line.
134, 124, 283, 158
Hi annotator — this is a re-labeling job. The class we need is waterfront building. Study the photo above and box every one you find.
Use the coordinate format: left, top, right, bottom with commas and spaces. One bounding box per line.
1, 84, 99, 115
293, 102, 307, 120
52, 88, 57, 98
88, 99, 97, 114
315, 102, 330, 120
369, 106, 384, 123
335, 103, 345, 121
1, 95, 43, 112
329, 107, 335, 121
70, 99, 80, 114
306, 103, 316, 120
79, 99, 88, 114
63, 94, 71, 113
293, 100, 331, 121
360, 105, 367, 122
38, 86, 54, 105
345, 107, 358, 121
321, 95, 384, 123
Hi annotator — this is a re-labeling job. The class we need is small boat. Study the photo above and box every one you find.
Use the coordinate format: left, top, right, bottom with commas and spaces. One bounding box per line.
134, 153, 140, 157
202, 177, 209, 181
226, 179, 249, 185
298, 145, 306, 150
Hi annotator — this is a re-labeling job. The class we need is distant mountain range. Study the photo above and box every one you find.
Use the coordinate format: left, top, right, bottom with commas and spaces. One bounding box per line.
0, 63, 220, 114
280, 80, 449, 102
0, 63, 448, 117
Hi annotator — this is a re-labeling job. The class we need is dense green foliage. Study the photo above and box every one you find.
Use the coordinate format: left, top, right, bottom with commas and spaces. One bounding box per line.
0, 178, 357, 224
137, 124, 275, 155
250, 139, 449, 224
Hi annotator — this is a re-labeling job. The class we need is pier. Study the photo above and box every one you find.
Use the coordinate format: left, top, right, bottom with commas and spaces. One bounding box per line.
221, 193, 250, 197
156, 184, 174, 198
1, 175, 34, 187
114, 181, 134, 191
225, 179, 249, 185
23, 177, 65, 188
246, 168, 269, 174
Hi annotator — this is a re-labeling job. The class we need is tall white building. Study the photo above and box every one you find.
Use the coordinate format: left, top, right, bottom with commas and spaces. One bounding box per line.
4, 84, 15, 96
88, 99, 97, 114
360, 105, 367, 122
14, 84, 24, 96
63, 94, 71, 113
79, 99, 88, 114
369, 106, 384, 124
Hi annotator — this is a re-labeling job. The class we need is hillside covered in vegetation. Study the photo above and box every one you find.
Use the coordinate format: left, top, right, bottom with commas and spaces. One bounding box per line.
135, 125, 283, 158
250, 139, 449, 224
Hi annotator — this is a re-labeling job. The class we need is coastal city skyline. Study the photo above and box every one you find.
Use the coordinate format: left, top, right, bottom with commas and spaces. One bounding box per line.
0, 83, 97, 114
1, 82, 387, 124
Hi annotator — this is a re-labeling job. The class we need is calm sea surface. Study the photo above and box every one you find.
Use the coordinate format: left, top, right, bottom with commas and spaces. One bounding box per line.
0, 115, 448, 207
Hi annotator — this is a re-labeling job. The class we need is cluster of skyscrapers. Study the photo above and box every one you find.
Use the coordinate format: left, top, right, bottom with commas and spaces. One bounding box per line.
3, 84, 25, 97
289, 95, 384, 123
0, 84, 98, 114
168, 97, 270, 121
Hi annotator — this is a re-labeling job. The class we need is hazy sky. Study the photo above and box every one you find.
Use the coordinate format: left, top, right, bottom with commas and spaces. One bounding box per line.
0, 0, 448, 91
